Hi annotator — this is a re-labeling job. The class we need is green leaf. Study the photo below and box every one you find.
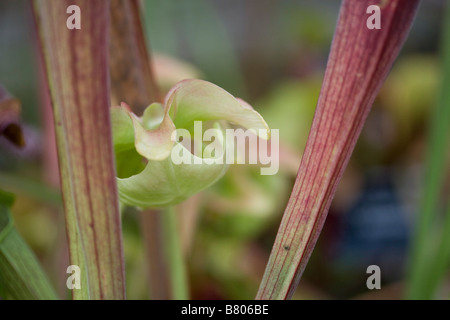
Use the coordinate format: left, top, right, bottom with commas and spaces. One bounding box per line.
0, 190, 57, 300
406, 1, 450, 299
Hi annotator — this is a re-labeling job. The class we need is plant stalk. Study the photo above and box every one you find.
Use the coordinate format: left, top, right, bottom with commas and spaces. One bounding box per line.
33, 0, 126, 299
407, 1, 450, 299
256, 0, 420, 300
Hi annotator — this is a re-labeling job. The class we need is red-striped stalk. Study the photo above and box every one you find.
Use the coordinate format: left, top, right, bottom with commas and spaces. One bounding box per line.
33, 0, 126, 300
257, 0, 420, 300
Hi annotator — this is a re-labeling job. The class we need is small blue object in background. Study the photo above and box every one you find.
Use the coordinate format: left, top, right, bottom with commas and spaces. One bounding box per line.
336, 167, 410, 284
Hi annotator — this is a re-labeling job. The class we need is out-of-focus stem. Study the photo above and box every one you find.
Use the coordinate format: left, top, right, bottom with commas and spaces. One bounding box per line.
162, 207, 189, 299
407, 1, 450, 299
177, 194, 202, 257
109, 0, 161, 111
140, 208, 189, 300
140, 210, 171, 299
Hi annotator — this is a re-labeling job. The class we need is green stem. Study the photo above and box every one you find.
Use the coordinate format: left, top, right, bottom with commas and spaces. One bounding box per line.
406, 2, 450, 300
161, 207, 189, 300
424, 204, 450, 297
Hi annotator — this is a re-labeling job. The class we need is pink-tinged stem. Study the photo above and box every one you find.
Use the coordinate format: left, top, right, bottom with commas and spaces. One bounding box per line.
33, 0, 126, 299
257, 0, 420, 300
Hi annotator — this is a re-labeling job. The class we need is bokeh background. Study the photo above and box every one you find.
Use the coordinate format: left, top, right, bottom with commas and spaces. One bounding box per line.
0, 0, 448, 299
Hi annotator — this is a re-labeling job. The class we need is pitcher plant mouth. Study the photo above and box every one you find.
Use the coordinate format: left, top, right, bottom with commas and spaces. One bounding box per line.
112, 79, 271, 208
